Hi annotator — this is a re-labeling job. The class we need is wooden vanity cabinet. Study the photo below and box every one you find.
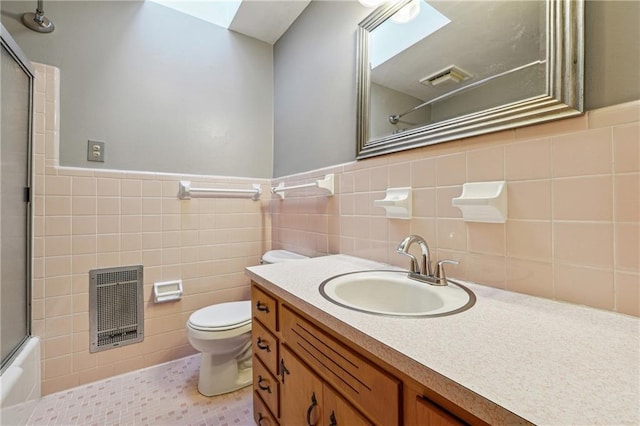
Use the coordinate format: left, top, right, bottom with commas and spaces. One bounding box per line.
251, 282, 479, 426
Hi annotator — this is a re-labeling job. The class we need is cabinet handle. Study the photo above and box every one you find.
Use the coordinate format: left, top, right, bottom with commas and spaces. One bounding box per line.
280, 358, 290, 384
257, 375, 271, 393
256, 337, 270, 352
257, 412, 268, 426
256, 301, 270, 313
329, 411, 337, 426
306, 392, 319, 426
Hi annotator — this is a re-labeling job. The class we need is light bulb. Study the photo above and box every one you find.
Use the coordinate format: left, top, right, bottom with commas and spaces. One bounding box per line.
390, 0, 421, 23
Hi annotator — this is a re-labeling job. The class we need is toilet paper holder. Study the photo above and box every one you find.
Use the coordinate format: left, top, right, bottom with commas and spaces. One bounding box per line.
153, 280, 183, 303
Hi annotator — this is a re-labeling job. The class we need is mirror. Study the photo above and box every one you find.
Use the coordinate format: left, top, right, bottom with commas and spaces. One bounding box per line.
356, 0, 584, 159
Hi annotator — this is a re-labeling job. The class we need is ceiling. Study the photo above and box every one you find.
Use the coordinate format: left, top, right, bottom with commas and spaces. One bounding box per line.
229, 0, 311, 44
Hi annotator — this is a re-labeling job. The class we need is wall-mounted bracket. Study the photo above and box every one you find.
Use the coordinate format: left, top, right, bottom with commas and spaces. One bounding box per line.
374, 187, 412, 219
452, 181, 507, 223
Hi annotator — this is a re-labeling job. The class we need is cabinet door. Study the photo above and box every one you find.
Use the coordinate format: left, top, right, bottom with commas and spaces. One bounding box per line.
323, 384, 372, 426
280, 345, 324, 426
416, 396, 466, 426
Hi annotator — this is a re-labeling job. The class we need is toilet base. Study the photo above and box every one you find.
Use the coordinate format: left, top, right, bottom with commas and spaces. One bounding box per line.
197, 352, 253, 397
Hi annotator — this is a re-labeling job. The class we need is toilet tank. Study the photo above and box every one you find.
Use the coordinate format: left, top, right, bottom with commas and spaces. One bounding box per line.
261, 250, 309, 264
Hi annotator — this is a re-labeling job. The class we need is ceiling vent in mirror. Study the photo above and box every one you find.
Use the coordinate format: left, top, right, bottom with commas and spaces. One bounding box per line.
420, 65, 471, 87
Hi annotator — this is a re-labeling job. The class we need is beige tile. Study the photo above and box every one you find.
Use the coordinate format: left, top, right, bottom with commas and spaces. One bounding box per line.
466, 253, 506, 289
72, 293, 89, 314
551, 128, 612, 177
507, 180, 551, 220
467, 223, 505, 255
142, 180, 163, 197
515, 114, 588, 140
409, 218, 436, 244
553, 176, 613, 221
614, 173, 639, 222
97, 178, 120, 197
615, 272, 640, 317
72, 235, 97, 255
615, 223, 639, 272
97, 197, 120, 215
436, 218, 467, 251
97, 252, 120, 268
121, 215, 142, 233
45, 196, 72, 216
353, 169, 370, 192
436, 153, 466, 186
467, 146, 504, 182
72, 350, 96, 372
41, 374, 79, 396
45, 256, 71, 278
72, 216, 97, 235
142, 197, 162, 215
506, 258, 554, 299
589, 100, 640, 129
45, 216, 71, 236
121, 179, 142, 197
44, 236, 71, 257
45, 176, 72, 196
554, 264, 614, 311
413, 188, 436, 218
72, 196, 97, 216
121, 233, 142, 251
121, 197, 142, 215
71, 254, 97, 275
506, 221, 552, 260
505, 138, 551, 181
142, 215, 162, 232
44, 315, 72, 339
44, 276, 72, 298
553, 222, 613, 268
613, 124, 640, 173
436, 186, 463, 218
462, 129, 514, 149
389, 162, 411, 187
98, 234, 120, 253
43, 355, 72, 380
45, 295, 73, 318
410, 157, 436, 188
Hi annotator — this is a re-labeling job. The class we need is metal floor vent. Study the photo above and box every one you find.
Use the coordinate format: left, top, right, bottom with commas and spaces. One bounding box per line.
89, 265, 144, 353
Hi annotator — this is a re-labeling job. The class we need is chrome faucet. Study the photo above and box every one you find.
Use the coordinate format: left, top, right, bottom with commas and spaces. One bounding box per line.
396, 235, 458, 286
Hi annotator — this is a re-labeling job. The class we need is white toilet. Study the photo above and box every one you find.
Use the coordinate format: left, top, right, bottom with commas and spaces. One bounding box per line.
186, 301, 252, 396
186, 250, 308, 397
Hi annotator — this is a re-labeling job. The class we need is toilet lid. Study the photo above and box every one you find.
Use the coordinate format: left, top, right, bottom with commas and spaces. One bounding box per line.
188, 301, 251, 331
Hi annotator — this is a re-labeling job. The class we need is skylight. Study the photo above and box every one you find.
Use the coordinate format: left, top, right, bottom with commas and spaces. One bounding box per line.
369, 2, 451, 69
149, 0, 242, 29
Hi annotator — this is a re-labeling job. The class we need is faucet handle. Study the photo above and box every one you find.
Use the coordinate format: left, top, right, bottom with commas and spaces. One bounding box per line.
434, 260, 459, 285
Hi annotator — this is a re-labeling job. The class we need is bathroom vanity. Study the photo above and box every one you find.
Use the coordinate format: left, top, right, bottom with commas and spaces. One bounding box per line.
246, 255, 639, 425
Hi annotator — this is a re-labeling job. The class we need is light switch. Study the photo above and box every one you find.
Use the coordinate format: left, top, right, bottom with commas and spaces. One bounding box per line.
87, 140, 105, 162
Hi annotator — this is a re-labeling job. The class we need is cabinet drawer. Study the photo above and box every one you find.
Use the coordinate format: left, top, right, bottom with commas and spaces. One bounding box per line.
281, 306, 400, 426
253, 356, 280, 419
253, 390, 279, 426
416, 396, 466, 426
252, 319, 279, 376
252, 285, 277, 333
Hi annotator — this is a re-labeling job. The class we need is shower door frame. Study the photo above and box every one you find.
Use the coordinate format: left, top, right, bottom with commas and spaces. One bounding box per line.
1, 24, 34, 373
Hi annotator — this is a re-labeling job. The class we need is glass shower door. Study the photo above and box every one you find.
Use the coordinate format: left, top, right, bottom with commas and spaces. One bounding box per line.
1, 27, 33, 370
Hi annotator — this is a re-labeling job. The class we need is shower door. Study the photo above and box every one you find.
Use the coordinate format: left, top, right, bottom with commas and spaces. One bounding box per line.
1, 25, 33, 371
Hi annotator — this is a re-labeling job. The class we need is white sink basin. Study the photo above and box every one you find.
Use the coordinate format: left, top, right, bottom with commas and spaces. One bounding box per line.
319, 270, 475, 317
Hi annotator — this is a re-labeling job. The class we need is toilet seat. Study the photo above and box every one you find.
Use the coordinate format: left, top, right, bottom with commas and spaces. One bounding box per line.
188, 301, 251, 332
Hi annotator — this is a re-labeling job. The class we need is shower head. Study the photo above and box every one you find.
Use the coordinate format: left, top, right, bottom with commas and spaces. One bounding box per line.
22, 0, 54, 33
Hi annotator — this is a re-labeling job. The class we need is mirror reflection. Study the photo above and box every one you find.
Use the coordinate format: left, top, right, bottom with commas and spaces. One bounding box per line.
357, 0, 583, 159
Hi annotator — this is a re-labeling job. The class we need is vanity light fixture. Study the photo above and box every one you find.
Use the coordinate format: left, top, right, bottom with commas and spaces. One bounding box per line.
390, 0, 421, 23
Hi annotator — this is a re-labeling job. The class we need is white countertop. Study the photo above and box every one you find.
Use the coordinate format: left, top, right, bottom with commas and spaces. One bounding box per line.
246, 254, 640, 425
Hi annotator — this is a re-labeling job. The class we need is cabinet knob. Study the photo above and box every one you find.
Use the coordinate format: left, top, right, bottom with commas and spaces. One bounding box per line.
329, 411, 338, 426
306, 392, 319, 426
256, 337, 270, 352
256, 301, 270, 313
257, 412, 269, 426
280, 358, 290, 384
257, 375, 271, 394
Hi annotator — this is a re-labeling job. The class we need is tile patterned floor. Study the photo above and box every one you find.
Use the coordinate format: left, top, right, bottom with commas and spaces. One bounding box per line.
23, 355, 253, 426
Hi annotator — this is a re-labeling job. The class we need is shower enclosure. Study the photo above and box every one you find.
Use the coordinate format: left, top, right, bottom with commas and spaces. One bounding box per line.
1, 24, 33, 372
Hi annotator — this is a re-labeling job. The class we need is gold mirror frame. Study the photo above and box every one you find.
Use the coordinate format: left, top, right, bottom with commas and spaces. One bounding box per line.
356, 0, 584, 159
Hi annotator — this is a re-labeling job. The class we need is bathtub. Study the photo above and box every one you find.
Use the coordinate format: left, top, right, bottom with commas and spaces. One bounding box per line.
0, 337, 41, 425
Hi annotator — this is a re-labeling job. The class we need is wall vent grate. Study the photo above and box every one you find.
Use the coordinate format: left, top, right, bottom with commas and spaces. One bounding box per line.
89, 265, 144, 353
